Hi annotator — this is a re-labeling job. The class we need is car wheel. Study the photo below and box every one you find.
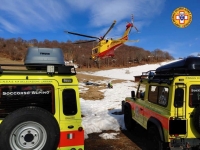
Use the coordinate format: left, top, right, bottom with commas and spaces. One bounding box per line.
147, 125, 165, 150
0, 106, 60, 150
124, 106, 135, 131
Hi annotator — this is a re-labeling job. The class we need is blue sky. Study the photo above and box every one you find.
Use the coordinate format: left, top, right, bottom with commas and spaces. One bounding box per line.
0, 0, 200, 59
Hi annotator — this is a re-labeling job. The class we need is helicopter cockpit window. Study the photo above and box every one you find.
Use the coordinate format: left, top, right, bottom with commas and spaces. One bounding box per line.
92, 48, 98, 54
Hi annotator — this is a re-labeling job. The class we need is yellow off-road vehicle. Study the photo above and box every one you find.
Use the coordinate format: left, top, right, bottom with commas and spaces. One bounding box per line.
123, 57, 200, 150
0, 47, 84, 150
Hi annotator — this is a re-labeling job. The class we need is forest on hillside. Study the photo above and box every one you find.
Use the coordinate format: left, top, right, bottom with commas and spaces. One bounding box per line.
0, 37, 174, 68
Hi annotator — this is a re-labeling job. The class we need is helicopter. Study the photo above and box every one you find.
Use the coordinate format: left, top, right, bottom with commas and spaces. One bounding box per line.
64, 15, 139, 62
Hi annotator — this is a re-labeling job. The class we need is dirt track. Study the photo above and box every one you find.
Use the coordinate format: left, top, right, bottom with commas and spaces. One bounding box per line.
84, 124, 148, 150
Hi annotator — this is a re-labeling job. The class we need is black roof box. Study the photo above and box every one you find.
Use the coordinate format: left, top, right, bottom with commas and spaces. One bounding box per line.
156, 57, 200, 74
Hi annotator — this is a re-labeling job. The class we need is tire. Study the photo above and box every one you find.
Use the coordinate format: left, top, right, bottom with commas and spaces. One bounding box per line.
147, 125, 168, 150
124, 106, 136, 131
193, 106, 200, 133
0, 106, 60, 150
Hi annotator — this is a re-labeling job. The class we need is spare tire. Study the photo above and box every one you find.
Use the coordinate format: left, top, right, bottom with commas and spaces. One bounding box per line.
0, 106, 60, 150
193, 106, 200, 133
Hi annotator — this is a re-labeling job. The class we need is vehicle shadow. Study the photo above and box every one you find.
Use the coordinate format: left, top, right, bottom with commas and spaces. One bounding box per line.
121, 126, 148, 150
108, 108, 148, 150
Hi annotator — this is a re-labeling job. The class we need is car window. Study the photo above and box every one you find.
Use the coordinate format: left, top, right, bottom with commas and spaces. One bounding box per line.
137, 83, 146, 100
148, 85, 169, 107
0, 85, 55, 118
62, 89, 77, 115
189, 85, 200, 107
148, 85, 158, 103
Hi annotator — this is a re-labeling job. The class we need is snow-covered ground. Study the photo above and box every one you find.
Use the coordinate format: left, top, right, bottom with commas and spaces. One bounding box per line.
79, 60, 178, 139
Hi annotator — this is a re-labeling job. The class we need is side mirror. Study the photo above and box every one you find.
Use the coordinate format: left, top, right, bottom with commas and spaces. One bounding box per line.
131, 91, 135, 98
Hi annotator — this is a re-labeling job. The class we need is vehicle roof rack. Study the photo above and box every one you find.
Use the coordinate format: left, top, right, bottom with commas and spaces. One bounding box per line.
139, 57, 200, 84
0, 64, 76, 75
156, 57, 200, 75
0, 47, 77, 75
140, 70, 173, 84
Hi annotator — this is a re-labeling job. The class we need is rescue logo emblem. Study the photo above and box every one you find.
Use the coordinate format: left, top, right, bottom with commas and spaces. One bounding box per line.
171, 7, 192, 28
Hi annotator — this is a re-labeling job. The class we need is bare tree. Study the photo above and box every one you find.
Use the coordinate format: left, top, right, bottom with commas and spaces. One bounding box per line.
0, 37, 174, 68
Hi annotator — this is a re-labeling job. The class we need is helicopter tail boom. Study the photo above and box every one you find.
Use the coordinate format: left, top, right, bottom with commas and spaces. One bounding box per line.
121, 14, 138, 40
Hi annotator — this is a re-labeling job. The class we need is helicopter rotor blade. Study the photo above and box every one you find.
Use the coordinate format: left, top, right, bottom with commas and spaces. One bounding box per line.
114, 39, 139, 42
133, 25, 139, 32
73, 40, 97, 44
64, 31, 100, 39
102, 20, 116, 39
126, 39, 139, 42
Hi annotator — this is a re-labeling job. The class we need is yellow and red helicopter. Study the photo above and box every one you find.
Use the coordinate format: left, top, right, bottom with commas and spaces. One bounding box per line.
64, 15, 139, 62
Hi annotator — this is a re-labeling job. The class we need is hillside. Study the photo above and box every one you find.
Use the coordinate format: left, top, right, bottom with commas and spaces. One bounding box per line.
0, 38, 174, 68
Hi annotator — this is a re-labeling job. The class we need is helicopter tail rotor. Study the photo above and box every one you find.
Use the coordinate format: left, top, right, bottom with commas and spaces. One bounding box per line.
131, 14, 139, 32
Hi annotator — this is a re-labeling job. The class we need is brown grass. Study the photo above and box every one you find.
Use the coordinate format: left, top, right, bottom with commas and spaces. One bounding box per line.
77, 72, 127, 100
